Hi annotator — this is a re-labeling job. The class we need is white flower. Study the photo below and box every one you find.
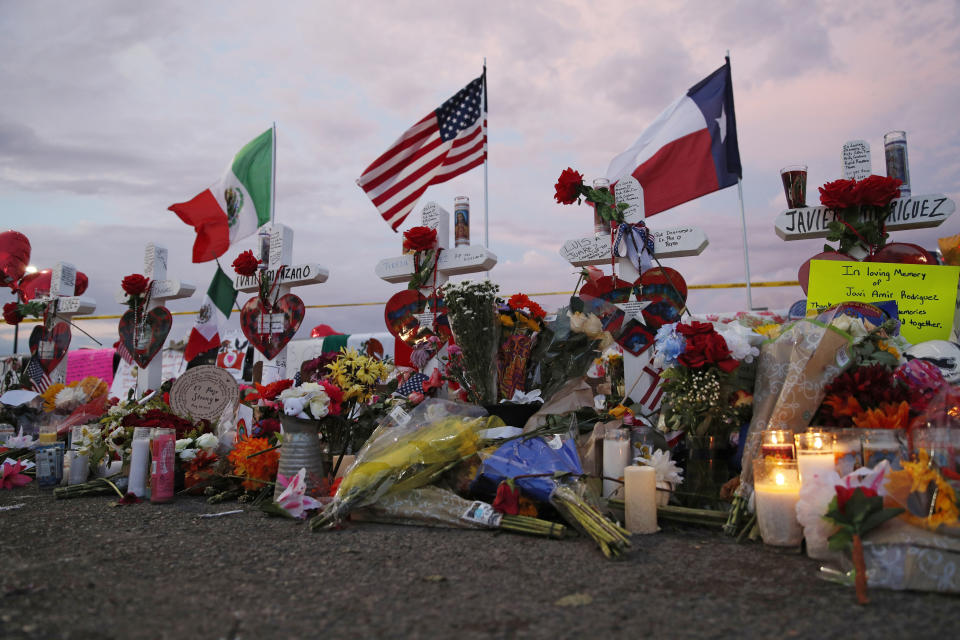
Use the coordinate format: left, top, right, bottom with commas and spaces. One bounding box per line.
276, 467, 323, 519
636, 449, 684, 485
279, 386, 307, 400
583, 314, 603, 337
179, 448, 198, 462
715, 324, 761, 363
299, 382, 323, 395
195, 433, 218, 452
55, 386, 88, 411
175, 438, 193, 452
108, 404, 127, 417
308, 391, 331, 419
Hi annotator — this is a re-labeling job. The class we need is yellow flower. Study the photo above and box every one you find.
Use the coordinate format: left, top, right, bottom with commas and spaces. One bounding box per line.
755, 323, 782, 339
609, 405, 633, 419
877, 340, 900, 359
499, 314, 515, 328
40, 383, 66, 412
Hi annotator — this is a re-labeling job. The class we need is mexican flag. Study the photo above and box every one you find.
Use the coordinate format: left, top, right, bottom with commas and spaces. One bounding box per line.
170, 128, 273, 263
184, 265, 238, 362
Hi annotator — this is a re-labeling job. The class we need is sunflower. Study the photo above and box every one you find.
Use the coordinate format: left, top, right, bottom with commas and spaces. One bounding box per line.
228, 437, 279, 490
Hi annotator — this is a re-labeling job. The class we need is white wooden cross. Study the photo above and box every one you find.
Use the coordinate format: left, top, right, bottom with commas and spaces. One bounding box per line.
37, 262, 97, 385
114, 243, 196, 396
559, 177, 709, 403
234, 224, 329, 384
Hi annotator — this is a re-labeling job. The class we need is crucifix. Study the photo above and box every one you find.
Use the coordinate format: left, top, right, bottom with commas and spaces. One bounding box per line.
234, 223, 329, 384
34, 262, 97, 385
115, 243, 196, 397
376, 201, 498, 377
559, 177, 709, 412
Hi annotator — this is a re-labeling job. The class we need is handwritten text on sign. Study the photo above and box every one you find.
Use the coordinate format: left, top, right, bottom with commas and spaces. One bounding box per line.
775, 194, 955, 240
806, 260, 960, 343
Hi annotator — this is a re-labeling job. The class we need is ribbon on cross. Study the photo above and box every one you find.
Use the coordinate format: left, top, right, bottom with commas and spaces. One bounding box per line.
612, 221, 655, 275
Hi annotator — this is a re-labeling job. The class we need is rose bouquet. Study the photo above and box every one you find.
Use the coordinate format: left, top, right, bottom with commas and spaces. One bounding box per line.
496, 293, 547, 401
818, 174, 902, 257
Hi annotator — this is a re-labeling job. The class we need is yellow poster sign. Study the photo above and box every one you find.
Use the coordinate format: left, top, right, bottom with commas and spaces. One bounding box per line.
806, 260, 960, 343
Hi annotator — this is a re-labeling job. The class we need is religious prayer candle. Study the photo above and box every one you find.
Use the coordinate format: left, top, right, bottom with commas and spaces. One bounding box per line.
753, 458, 803, 547
761, 429, 796, 460
128, 427, 152, 498
625, 465, 657, 534
795, 430, 836, 485
150, 428, 175, 504
602, 428, 632, 497
862, 429, 905, 470
68, 452, 90, 486
834, 428, 863, 476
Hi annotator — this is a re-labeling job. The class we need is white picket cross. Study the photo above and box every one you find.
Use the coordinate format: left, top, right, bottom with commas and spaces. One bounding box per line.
114, 243, 196, 396
774, 194, 955, 240
234, 224, 329, 383
37, 262, 97, 385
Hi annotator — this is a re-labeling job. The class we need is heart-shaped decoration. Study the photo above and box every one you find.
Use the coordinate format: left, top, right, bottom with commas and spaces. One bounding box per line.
579, 275, 634, 303
797, 250, 850, 295
28, 323, 71, 373
118, 307, 172, 368
637, 267, 687, 330
384, 290, 449, 347
866, 242, 935, 265
240, 294, 306, 360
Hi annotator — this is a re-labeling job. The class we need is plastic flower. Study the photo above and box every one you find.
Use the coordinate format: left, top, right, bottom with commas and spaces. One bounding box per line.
554, 167, 585, 205
653, 323, 686, 368
635, 449, 684, 485
231, 250, 261, 277
196, 433, 218, 452
228, 437, 279, 490
121, 274, 150, 297
276, 467, 323, 519
3, 301, 22, 326
852, 401, 910, 430
1, 459, 32, 489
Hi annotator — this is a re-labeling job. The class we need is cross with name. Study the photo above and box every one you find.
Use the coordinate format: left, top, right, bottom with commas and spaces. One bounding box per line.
37, 262, 97, 385
115, 243, 196, 397
560, 177, 708, 405
234, 223, 329, 383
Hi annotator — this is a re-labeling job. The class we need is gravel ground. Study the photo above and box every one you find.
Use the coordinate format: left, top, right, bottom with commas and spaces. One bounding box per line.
0, 489, 956, 640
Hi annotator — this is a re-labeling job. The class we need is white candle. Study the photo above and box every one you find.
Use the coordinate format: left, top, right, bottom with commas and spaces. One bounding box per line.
625, 466, 657, 534
68, 452, 90, 485
128, 437, 151, 497
797, 452, 834, 484
602, 431, 632, 497
755, 470, 803, 547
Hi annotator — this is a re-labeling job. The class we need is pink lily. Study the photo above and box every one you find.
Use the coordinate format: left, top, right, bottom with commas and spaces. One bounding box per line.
1, 459, 32, 489
276, 468, 323, 519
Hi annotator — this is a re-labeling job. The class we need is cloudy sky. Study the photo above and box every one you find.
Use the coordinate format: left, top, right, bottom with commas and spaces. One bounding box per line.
2, 0, 959, 354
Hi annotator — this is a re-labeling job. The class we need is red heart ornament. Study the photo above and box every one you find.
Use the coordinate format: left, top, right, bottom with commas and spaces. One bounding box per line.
118, 307, 172, 368
637, 267, 687, 330
579, 275, 634, 303
0, 230, 31, 289
384, 290, 449, 347
797, 250, 850, 295
28, 323, 71, 373
240, 294, 305, 360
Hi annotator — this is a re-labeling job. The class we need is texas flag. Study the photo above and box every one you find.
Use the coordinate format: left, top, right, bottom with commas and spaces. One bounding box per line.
607, 58, 741, 217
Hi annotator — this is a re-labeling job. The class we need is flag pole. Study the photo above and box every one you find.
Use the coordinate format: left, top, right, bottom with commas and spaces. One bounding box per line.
728, 51, 753, 310
271, 121, 277, 225
482, 59, 489, 251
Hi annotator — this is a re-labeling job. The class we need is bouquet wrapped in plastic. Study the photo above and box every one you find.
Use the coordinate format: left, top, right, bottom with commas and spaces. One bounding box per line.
310, 399, 503, 529
474, 432, 631, 558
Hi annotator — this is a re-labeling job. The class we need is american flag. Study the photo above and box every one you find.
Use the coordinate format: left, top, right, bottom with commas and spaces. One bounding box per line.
357, 72, 487, 230
26, 357, 51, 393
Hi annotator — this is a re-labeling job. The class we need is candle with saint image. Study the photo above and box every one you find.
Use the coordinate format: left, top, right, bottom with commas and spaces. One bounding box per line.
753, 458, 803, 547
780, 164, 807, 208
150, 428, 175, 503
795, 430, 836, 484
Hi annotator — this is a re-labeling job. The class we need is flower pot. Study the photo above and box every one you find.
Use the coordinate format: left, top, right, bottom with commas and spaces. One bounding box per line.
275, 414, 326, 501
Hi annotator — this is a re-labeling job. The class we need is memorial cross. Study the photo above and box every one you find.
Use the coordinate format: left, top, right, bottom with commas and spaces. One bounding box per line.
37, 262, 97, 385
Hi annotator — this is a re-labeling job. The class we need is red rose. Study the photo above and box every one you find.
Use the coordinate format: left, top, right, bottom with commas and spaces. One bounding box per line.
492, 480, 521, 515
257, 417, 281, 436
232, 250, 261, 277
678, 349, 707, 368
554, 167, 584, 205
676, 321, 714, 337
402, 226, 438, 252
835, 485, 877, 515
701, 332, 732, 364
121, 274, 150, 297
853, 175, 902, 208
818, 179, 858, 210
3, 302, 21, 326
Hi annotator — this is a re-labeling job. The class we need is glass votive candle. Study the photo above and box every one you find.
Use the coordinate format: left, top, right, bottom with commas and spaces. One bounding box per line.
862, 429, 906, 470
753, 457, 803, 547
834, 428, 863, 476
761, 429, 796, 460
795, 430, 836, 484
912, 427, 958, 472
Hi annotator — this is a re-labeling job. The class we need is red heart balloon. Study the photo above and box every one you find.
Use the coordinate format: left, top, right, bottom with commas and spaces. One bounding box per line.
19, 268, 89, 301
0, 230, 31, 289
797, 251, 851, 295
866, 242, 935, 265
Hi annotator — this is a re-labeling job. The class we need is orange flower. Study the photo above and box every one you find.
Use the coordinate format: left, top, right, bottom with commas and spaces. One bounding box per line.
852, 401, 910, 430
228, 437, 279, 490
822, 394, 863, 418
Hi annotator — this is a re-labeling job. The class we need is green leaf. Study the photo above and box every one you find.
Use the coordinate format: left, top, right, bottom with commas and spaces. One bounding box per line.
859, 507, 904, 534
828, 528, 853, 551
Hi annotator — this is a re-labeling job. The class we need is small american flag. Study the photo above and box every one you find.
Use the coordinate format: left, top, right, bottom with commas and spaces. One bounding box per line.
357, 71, 487, 230
397, 372, 428, 397
26, 358, 51, 393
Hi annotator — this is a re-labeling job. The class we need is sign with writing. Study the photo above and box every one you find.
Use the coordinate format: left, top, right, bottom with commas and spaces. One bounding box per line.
65, 348, 116, 385
560, 227, 708, 266
775, 194, 955, 240
414, 312, 435, 329
420, 201, 450, 249
261, 313, 286, 334
108, 348, 186, 399
806, 260, 960, 342
614, 176, 645, 223
842, 140, 871, 180
50, 262, 76, 297
374, 247, 498, 283
269, 225, 292, 270
616, 300, 650, 323
235, 263, 329, 292
169, 365, 239, 422
144, 243, 168, 281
